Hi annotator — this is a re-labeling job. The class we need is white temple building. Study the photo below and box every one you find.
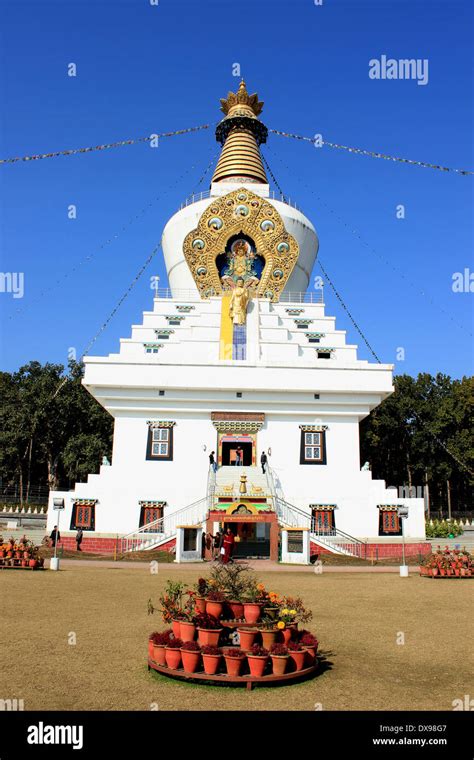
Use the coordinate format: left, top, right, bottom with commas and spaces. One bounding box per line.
48, 82, 426, 563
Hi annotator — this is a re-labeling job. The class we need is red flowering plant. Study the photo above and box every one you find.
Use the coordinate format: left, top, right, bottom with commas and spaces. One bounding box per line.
180, 641, 201, 652
299, 632, 319, 649
222, 648, 246, 659
165, 637, 183, 649
248, 644, 269, 657
206, 590, 226, 602
195, 577, 209, 597
201, 645, 221, 656
150, 630, 173, 645
270, 643, 288, 656
193, 613, 221, 630
288, 641, 303, 652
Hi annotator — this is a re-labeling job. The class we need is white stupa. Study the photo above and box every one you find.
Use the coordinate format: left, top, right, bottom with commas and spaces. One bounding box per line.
48, 81, 425, 562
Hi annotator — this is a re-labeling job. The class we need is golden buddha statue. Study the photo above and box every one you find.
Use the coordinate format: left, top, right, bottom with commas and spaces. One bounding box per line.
229, 278, 249, 325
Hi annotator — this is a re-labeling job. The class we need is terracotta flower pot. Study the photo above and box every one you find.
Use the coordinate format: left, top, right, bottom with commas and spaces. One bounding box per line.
455, 569, 460, 577
431, 568, 438, 576
195, 597, 207, 614
165, 647, 182, 670
197, 628, 222, 647
29, 559, 37, 568
171, 619, 181, 638
237, 628, 257, 650
15, 551, 21, 559
224, 654, 245, 677
181, 649, 201, 674
302, 646, 316, 666
243, 603, 262, 624
247, 655, 268, 677
206, 600, 223, 618
228, 601, 244, 620
289, 650, 306, 671
270, 655, 288, 676
153, 643, 167, 666
260, 629, 278, 649
202, 653, 221, 675
279, 627, 293, 645
148, 638, 154, 659
179, 621, 196, 642
21, 560, 28, 567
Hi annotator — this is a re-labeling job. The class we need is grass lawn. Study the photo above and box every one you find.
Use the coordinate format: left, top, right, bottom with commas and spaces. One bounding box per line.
3, 564, 473, 711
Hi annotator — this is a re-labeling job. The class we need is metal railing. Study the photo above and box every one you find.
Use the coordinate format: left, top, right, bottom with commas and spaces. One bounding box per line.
179, 189, 300, 211
266, 482, 367, 559
151, 288, 324, 304
119, 496, 209, 553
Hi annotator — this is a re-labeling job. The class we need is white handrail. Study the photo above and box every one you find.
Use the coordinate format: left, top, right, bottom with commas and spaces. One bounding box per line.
120, 496, 209, 553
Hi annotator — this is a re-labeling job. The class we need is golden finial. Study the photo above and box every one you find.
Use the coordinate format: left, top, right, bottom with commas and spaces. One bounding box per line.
219, 81, 264, 118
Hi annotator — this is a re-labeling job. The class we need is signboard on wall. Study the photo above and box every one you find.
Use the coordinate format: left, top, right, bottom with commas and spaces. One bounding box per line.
288, 530, 304, 553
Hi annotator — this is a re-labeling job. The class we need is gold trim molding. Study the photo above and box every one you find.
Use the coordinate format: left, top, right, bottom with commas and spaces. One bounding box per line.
183, 187, 299, 302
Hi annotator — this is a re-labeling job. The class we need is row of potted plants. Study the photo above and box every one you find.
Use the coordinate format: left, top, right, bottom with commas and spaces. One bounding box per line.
169, 611, 303, 649
0, 536, 44, 568
420, 547, 473, 577
152, 564, 313, 632
149, 629, 319, 677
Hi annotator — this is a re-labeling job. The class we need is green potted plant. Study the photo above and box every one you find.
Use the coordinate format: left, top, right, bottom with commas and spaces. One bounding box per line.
201, 645, 222, 675
164, 637, 183, 670
270, 643, 289, 676
223, 648, 246, 677
194, 613, 223, 647
247, 644, 269, 677
179, 594, 198, 641
180, 641, 201, 673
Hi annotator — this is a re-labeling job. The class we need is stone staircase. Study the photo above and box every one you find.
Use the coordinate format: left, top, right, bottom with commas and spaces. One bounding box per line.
214, 465, 270, 500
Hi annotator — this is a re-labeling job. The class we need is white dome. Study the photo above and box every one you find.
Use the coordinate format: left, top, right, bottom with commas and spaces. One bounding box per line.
161, 188, 319, 298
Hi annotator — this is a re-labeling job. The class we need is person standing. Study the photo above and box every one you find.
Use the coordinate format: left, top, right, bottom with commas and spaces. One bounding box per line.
235, 446, 243, 467
221, 528, 235, 564
75, 528, 84, 551
209, 451, 217, 474
260, 450, 268, 474
50, 525, 60, 548
213, 531, 221, 560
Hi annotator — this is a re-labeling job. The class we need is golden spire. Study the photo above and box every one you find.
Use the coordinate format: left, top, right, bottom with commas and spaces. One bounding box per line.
212, 81, 268, 185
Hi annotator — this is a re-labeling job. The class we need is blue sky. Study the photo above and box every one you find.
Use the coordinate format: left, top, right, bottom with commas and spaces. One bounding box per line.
0, 0, 472, 379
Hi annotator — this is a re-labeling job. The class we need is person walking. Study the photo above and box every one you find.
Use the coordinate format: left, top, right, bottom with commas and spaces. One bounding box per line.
50, 525, 60, 548
75, 527, 84, 551
235, 446, 243, 467
260, 450, 267, 474
209, 451, 217, 474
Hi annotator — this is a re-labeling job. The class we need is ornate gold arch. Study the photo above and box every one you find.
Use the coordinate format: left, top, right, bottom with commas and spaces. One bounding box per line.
182, 187, 299, 302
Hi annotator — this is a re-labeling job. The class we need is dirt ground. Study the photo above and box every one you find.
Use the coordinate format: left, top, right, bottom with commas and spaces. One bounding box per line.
2, 563, 472, 711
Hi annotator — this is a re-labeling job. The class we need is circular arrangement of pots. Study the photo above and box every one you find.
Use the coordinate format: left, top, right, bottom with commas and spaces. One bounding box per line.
148, 619, 319, 686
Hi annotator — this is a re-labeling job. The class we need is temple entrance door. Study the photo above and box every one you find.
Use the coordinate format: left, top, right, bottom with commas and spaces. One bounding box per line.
220, 438, 254, 466
224, 521, 271, 558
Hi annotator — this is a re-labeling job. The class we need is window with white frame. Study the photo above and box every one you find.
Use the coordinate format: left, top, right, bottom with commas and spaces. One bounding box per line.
304, 432, 322, 460
300, 428, 326, 464
152, 427, 169, 457
146, 423, 174, 461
